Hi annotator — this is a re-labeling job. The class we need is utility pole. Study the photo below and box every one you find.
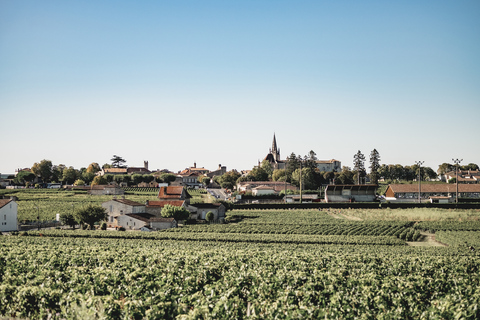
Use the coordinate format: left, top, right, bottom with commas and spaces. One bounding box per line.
452, 158, 462, 203
299, 159, 303, 204
415, 161, 424, 203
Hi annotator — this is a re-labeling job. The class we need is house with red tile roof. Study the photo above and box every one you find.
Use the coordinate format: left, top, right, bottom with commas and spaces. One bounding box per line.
102, 198, 146, 227
385, 184, 480, 201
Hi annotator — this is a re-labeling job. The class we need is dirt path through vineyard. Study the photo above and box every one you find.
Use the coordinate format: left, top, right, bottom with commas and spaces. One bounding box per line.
406, 231, 448, 247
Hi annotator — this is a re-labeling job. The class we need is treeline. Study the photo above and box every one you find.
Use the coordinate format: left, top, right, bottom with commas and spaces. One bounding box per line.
10, 159, 177, 187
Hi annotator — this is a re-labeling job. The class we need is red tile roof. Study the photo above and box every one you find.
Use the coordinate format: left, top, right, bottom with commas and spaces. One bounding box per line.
387, 184, 480, 193
0, 199, 13, 209
158, 186, 191, 199
147, 200, 185, 208
125, 213, 155, 223
112, 199, 145, 206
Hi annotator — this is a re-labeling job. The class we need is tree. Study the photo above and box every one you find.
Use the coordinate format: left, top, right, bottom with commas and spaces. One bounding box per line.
369, 149, 381, 184
272, 169, 286, 182
200, 176, 211, 186
81, 171, 96, 185
161, 204, 190, 221
143, 175, 154, 184
111, 155, 127, 168
62, 167, 77, 185
304, 150, 318, 171
218, 171, 241, 190
160, 173, 177, 184
424, 167, 438, 180
60, 212, 77, 229
247, 166, 268, 182
353, 151, 366, 184
437, 163, 454, 176
104, 174, 114, 183
462, 163, 479, 171
335, 166, 355, 185
73, 179, 86, 186
285, 152, 299, 182
260, 159, 274, 180
91, 175, 107, 186
205, 211, 214, 222
86, 163, 101, 174
31, 160, 53, 183
132, 174, 144, 186
291, 167, 317, 190
75, 205, 108, 230
14, 171, 36, 186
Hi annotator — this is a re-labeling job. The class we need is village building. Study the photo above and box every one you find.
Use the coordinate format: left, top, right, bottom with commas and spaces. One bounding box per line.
145, 200, 188, 217
315, 159, 342, 172
158, 186, 191, 204
324, 185, 378, 203
0, 198, 18, 232
237, 181, 297, 193
385, 184, 480, 201
252, 185, 276, 196
102, 198, 146, 227
441, 170, 480, 184
263, 134, 286, 170
190, 203, 226, 220
117, 213, 155, 230
284, 194, 320, 203
127, 161, 151, 175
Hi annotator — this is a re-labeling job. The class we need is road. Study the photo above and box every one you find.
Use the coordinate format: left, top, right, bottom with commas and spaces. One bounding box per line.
207, 188, 228, 201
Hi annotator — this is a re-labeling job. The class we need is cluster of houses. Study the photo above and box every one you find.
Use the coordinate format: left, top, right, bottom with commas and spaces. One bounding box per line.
102, 186, 226, 231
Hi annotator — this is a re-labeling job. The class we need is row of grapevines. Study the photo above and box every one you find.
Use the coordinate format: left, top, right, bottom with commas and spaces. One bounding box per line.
0, 236, 479, 319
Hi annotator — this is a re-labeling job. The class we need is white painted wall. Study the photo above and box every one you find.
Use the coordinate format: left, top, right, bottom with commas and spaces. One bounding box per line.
0, 201, 18, 232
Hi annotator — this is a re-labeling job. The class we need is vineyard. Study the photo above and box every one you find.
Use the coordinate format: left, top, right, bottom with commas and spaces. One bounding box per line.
0, 237, 479, 319
2, 189, 480, 318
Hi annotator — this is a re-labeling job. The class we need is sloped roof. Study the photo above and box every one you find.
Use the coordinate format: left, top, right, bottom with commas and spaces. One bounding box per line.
158, 186, 191, 199
111, 199, 144, 206
147, 200, 185, 208
0, 199, 13, 209
150, 217, 176, 222
387, 184, 480, 193
253, 185, 275, 190
104, 168, 128, 173
125, 213, 155, 223
191, 203, 223, 209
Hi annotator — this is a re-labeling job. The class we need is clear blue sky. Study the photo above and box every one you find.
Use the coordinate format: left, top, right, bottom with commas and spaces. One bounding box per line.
1, 0, 479, 174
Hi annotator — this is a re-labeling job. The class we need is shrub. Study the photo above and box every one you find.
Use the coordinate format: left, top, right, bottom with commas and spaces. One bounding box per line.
101, 222, 107, 230
118, 227, 126, 231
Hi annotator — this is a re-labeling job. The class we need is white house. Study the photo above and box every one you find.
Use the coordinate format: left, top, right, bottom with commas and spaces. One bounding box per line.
150, 217, 178, 230
117, 213, 154, 230
190, 203, 226, 221
0, 199, 18, 232
252, 185, 276, 196
102, 198, 146, 227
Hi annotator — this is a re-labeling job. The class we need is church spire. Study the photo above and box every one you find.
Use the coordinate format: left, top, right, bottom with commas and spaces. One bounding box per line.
272, 133, 278, 154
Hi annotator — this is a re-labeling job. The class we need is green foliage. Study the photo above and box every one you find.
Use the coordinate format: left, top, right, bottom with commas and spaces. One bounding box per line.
161, 204, 190, 220
75, 205, 108, 229
159, 173, 176, 184
31, 159, 53, 183
217, 171, 241, 190
91, 175, 107, 186
73, 179, 86, 186
110, 155, 126, 168
60, 212, 77, 229
205, 211, 214, 222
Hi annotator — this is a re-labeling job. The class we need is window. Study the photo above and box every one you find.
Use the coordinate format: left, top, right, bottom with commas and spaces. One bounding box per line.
3, 215, 5, 221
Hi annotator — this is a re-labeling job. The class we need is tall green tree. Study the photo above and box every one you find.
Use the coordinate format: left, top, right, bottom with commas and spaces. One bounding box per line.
60, 212, 77, 229
159, 173, 177, 184
260, 159, 274, 180
14, 171, 36, 186
285, 152, 299, 182
111, 155, 127, 168
218, 171, 241, 190
291, 167, 317, 190
353, 151, 366, 184
62, 167, 77, 184
76, 205, 108, 230
91, 175, 107, 186
31, 160, 53, 183
369, 149, 381, 184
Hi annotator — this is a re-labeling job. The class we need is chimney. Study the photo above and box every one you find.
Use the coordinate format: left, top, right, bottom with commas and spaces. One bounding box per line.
218, 164, 222, 169
194, 162, 196, 168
